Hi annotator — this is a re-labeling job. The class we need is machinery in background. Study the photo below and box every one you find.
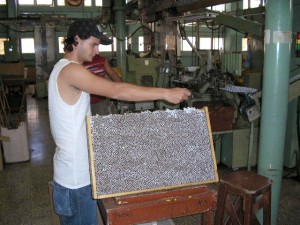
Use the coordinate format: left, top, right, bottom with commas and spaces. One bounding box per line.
110, 0, 265, 169
173, 67, 234, 101
119, 50, 262, 169
33, 15, 67, 99
121, 51, 260, 121
121, 37, 264, 169
34, 25, 55, 99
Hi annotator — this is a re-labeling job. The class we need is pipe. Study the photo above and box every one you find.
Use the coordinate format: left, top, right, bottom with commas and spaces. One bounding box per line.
257, 0, 292, 224
247, 121, 254, 171
114, 0, 127, 81
7, 0, 18, 18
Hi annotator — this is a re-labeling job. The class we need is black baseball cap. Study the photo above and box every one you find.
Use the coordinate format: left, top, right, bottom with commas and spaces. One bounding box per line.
67, 19, 113, 45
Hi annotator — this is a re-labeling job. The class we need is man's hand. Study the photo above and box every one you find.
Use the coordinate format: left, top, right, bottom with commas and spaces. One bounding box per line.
164, 88, 192, 104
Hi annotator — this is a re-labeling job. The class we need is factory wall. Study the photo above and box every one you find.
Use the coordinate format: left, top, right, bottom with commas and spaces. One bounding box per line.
0, 3, 106, 65
0, 3, 227, 70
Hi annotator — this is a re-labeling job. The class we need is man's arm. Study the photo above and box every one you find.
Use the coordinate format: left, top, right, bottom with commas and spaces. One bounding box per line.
60, 63, 191, 104
104, 59, 123, 82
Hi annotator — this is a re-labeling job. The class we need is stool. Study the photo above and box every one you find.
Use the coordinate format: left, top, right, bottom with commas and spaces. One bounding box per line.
215, 170, 272, 225
98, 185, 217, 225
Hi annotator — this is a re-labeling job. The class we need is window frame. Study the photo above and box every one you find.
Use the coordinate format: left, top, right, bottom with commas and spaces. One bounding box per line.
21, 38, 35, 54
0, 38, 8, 55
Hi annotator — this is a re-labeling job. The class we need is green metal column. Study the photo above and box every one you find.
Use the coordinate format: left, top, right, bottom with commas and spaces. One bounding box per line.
258, 0, 292, 224
6, 0, 20, 62
114, 0, 127, 81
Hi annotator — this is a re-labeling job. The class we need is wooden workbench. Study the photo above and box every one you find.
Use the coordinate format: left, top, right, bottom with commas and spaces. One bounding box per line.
98, 185, 217, 225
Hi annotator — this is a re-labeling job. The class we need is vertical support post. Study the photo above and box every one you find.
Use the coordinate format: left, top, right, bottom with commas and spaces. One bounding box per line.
114, 0, 127, 81
7, 0, 17, 35
247, 121, 254, 171
6, 0, 20, 62
258, 0, 292, 224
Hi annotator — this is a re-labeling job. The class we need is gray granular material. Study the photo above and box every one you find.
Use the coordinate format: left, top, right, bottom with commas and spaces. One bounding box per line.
89, 108, 217, 197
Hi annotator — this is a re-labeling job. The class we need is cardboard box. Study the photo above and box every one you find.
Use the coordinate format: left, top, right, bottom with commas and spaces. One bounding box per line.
0, 62, 25, 76
1, 122, 30, 163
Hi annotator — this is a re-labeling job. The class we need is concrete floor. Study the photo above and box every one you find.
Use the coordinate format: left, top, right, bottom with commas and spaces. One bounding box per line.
0, 95, 299, 225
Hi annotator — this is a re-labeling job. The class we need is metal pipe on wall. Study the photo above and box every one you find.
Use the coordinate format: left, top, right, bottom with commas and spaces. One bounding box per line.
114, 0, 127, 81
258, 0, 292, 224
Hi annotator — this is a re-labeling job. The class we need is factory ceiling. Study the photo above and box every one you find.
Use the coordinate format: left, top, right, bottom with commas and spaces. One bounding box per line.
0, 0, 263, 36
127, 0, 239, 23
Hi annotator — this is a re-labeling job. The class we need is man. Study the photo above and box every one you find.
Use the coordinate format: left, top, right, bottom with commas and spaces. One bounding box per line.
48, 19, 191, 225
84, 54, 123, 115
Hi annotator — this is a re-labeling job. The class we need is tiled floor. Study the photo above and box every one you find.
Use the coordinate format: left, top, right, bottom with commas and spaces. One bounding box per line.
0, 95, 299, 225
0, 96, 54, 225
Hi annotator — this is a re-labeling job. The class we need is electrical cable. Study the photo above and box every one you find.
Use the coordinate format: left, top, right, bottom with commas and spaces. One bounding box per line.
0, 22, 32, 33
109, 23, 153, 42
205, 21, 221, 31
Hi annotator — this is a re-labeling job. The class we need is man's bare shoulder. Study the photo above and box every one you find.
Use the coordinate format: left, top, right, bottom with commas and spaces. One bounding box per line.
59, 62, 89, 80
59, 61, 107, 94
56, 62, 86, 103
61, 61, 85, 72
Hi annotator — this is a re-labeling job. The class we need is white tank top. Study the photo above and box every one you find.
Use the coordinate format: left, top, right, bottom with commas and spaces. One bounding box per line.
48, 58, 91, 189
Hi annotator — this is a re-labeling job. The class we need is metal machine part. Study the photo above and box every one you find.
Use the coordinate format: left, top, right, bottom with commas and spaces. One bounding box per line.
173, 68, 234, 100
220, 85, 261, 122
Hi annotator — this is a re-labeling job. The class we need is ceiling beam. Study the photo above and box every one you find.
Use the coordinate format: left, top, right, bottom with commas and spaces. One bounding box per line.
176, 0, 238, 13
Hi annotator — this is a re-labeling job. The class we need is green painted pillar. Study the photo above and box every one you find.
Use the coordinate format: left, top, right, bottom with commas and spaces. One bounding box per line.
7, 0, 17, 39
258, 0, 292, 224
114, 0, 127, 81
6, 0, 20, 62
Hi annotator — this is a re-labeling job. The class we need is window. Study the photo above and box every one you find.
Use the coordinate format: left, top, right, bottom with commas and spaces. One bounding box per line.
21, 38, 35, 54
99, 44, 111, 52
199, 38, 211, 50
0, 38, 8, 55
19, 0, 60, 5
96, 0, 130, 6
85, 0, 92, 6
58, 37, 64, 53
206, 4, 225, 12
0, 0, 6, 5
182, 37, 195, 51
213, 38, 224, 50
181, 37, 223, 51
243, 0, 264, 9
104, 38, 128, 52
98, 45, 112, 51
19, 0, 34, 5
98, 37, 115, 52
37, 0, 52, 5
200, 37, 224, 50
57, 0, 65, 6
138, 36, 144, 52
242, 38, 248, 51
95, 0, 102, 6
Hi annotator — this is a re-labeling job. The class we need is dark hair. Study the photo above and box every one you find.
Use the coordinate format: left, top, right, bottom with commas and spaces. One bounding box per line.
62, 31, 94, 52
63, 36, 78, 53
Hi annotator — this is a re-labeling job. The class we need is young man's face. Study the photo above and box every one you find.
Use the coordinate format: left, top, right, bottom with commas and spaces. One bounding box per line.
77, 36, 100, 63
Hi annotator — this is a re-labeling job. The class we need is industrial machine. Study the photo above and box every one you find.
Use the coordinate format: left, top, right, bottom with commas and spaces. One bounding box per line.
107, 0, 265, 169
